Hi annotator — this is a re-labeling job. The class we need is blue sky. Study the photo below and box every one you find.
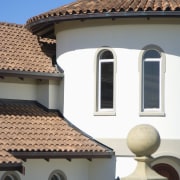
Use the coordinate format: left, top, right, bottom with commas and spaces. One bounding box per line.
0, 0, 74, 24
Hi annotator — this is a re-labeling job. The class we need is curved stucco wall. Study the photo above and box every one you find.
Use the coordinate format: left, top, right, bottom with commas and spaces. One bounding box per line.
56, 18, 180, 140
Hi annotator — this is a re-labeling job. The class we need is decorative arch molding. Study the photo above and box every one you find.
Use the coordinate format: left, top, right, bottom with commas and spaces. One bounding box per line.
151, 156, 180, 180
48, 169, 67, 180
154, 152, 180, 159
1, 171, 21, 180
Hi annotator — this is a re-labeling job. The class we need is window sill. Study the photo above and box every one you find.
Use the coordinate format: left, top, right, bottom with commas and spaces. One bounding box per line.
139, 111, 165, 117
94, 111, 116, 116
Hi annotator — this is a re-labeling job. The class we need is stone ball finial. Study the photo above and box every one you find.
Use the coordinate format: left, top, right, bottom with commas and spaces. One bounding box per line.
127, 124, 160, 156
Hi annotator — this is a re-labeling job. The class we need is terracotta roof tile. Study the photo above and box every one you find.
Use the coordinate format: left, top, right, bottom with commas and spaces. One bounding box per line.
0, 99, 113, 165
27, 0, 180, 25
26, 0, 180, 38
0, 22, 59, 75
0, 150, 21, 164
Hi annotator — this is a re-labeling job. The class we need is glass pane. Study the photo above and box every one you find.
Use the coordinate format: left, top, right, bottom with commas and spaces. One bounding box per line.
101, 62, 113, 108
144, 61, 160, 109
143, 50, 161, 59
100, 51, 113, 59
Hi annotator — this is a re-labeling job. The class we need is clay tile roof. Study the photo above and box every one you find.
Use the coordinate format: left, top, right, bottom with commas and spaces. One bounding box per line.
0, 22, 61, 78
26, 0, 180, 37
27, 0, 180, 24
0, 99, 114, 166
0, 150, 21, 164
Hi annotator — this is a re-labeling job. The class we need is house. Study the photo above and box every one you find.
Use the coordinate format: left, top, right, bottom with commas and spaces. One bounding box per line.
0, 23, 115, 180
1, 0, 180, 179
26, 0, 180, 179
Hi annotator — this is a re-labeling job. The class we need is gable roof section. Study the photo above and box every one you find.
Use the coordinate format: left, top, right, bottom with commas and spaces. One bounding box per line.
0, 22, 62, 79
26, 0, 180, 38
0, 99, 114, 171
0, 150, 22, 172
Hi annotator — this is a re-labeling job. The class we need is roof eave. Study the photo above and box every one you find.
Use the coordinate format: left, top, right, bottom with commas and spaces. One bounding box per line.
0, 70, 63, 80
11, 151, 115, 160
26, 11, 180, 36
0, 163, 24, 174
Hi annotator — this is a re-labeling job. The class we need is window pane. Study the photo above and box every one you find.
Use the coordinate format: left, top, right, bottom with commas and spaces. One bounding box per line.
144, 61, 160, 108
143, 50, 161, 59
100, 51, 113, 59
101, 62, 113, 108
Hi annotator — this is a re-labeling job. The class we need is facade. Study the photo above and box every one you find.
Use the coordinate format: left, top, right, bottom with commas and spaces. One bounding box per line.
55, 19, 180, 179
26, 0, 180, 179
1, 0, 180, 180
0, 23, 115, 180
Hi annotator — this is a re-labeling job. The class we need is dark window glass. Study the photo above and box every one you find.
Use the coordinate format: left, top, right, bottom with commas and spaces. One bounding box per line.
100, 62, 113, 108
144, 61, 160, 108
143, 49, 161, 59
100, 51, 113, 59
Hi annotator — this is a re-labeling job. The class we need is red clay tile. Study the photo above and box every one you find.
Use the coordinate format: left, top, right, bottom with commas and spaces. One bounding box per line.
0, 23, 59, 75
27, 0, 180, 25
0, 99, 113, 165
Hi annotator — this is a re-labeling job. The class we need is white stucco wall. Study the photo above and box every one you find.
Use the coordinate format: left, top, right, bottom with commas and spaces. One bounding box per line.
56, 18, 180, 140
37, 79, 61, 109
0, 77, 60, 110
0, 158, 115, 180
55, 18, 180, 177
0, 77, 37, 100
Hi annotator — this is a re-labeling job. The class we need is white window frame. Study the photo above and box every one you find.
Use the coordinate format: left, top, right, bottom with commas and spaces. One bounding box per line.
94, 48, 116, 116
139, 45, 166, 116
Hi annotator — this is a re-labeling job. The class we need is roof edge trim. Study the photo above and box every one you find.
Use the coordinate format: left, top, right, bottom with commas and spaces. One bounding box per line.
26, 11, 180, 30
0, 70, 63, 80
0, 163, 24, 174
11, 151, 115, 159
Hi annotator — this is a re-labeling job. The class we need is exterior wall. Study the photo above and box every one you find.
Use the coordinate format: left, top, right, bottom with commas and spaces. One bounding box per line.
0, 77, 60, 110
0, 158, 115, 180
0, 77, 36, 100
55, 18, 180, 177
37, 79, 61, 109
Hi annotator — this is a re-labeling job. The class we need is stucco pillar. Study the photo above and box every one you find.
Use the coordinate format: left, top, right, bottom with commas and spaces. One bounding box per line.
121, 124, 167, 180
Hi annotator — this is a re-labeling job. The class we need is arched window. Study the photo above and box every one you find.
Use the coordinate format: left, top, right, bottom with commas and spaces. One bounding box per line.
139, 45, 165, 116
49, 170, 67, 180
2, 172, 20, 180
95, 48, 116, 115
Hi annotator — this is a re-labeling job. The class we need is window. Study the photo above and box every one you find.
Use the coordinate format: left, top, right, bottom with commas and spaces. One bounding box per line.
95, 49, 116, 115
49, 170, 66, 180
2, 172, 20, 180
139, 45, 165, 116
